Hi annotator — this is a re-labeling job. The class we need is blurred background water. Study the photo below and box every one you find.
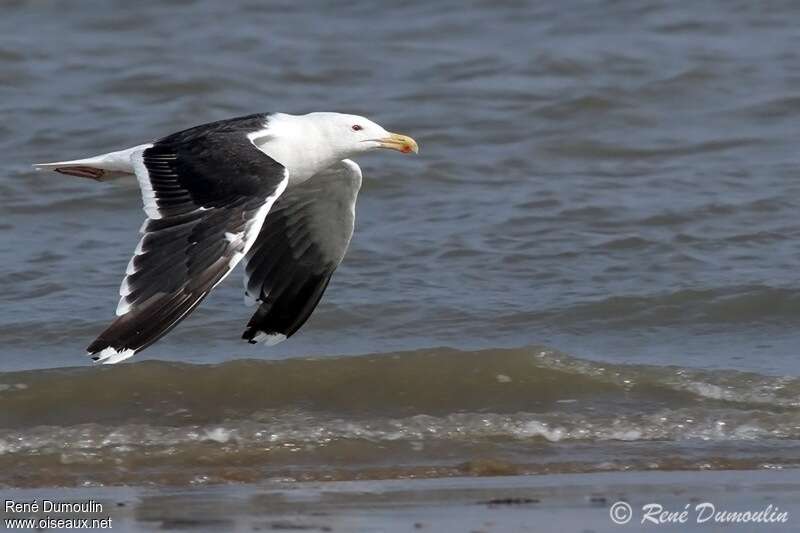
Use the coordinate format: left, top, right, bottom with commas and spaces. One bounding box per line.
2, 0, 800, 486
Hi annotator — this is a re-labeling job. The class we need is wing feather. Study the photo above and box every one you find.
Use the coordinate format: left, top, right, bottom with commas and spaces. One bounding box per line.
88, 116, 288, 363
241, 159, 362, 344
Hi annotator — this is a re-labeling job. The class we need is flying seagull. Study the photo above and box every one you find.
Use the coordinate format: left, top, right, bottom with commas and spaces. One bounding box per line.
34, 112, 418, 364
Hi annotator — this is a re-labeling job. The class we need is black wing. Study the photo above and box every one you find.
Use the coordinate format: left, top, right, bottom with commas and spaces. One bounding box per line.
242, 159, 362, 344
88, 116, 287, 363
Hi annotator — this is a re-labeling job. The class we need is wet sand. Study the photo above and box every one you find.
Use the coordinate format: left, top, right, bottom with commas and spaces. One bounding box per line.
2, 470, 798, 532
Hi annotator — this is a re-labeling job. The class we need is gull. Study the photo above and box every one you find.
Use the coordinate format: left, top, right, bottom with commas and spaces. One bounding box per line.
35, 112, 418, 363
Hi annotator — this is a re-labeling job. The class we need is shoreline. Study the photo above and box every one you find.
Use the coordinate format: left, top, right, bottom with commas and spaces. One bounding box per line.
3, 469, 799, 532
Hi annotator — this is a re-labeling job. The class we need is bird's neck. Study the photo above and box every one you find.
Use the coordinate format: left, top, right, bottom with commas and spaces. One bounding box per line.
254, 114, 348, 185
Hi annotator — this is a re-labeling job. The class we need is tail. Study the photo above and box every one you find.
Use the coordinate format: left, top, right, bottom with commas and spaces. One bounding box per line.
33, 160, 110, 180
33, 145, 145, 181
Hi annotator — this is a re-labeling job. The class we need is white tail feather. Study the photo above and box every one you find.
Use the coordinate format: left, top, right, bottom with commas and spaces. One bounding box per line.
33, 144, 149, 181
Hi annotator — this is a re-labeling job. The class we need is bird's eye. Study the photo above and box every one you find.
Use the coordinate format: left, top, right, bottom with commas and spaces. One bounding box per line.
351, 124, 363, 131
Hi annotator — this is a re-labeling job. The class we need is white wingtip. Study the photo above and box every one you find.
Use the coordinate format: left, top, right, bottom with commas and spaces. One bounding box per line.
253, 332, 287, 346
90, 347, 135, 365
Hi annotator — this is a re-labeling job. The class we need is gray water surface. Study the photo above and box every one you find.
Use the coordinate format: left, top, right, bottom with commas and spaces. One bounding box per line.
2, 0, 800, 374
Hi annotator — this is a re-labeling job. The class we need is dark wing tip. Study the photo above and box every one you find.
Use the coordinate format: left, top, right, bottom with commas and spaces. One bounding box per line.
86, 290, 208, 364
241, 273, 332, 346
241, 325, 259, 344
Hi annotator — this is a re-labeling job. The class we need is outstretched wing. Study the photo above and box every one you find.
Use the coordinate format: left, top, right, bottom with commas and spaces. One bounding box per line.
242, 159, 362, 344
88, 116, 288, 363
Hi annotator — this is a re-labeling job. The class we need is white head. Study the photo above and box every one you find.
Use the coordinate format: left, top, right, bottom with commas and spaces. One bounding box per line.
305, 112, 419, 157
254, 112, 418, 183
